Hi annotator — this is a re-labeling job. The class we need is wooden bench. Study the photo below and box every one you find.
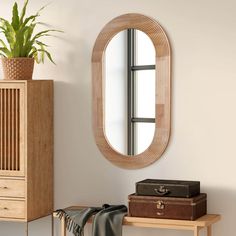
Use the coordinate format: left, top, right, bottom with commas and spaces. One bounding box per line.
53, 206, 221, 236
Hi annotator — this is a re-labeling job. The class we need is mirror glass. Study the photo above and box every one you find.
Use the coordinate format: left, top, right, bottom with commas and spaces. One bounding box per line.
105, 29, 156, 156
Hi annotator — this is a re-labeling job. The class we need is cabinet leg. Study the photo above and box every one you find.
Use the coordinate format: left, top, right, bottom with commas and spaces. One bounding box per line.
25, 222, 29, 236
61, 216, 67, 236
51, 214, 54, 236
194, 226, 200, 236
207, 225, 212, 236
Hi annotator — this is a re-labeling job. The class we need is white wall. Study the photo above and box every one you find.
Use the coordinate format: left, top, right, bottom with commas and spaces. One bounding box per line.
1, 0, 236, 235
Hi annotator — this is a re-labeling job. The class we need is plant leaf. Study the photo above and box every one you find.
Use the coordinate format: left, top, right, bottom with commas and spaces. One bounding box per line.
20, 0, 29, 24
36, 2, 52, 16
0, 47, 11, 57
12, 2, 20, 30
34, 52, 40, 63
21, 24, 35, 56
32, 29, 62, 41
25, 24, 35, 40
36, 40, 49, 47
22, 39, 33, 57
30, 46, 40, 63
0, 26, 6, 33
40, 44, 45, 63
0, 39, 11, 56
29, 46, 38, 57
35, 49, 55, 64
14, 28, 25, 57
0, 52, 6, 57
0, 18, 15, 51
21, 14, 39, 29
41, 49, 55, 64
0, 39, 7, 48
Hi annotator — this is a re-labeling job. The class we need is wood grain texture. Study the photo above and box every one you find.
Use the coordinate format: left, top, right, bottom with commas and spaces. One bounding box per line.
61, 216, 67, 236
0, 80, 53, 222
92, 13, 171, 169
0, 217, 26, 222
194, 226, 200, 236
0, 178, 25, 198
207, 225, 212, 236
0, 199, 25, 219
26, 80, 53, 221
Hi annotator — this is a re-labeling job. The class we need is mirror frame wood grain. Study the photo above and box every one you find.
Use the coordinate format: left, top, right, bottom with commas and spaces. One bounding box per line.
92, 13, 171, 169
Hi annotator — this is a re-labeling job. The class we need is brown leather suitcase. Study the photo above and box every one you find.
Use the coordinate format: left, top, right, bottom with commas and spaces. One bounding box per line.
136, 179, 200, 198
128, 193, 207, 220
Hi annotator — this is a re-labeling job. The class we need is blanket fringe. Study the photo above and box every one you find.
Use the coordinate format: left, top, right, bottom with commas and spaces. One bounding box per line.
56, 209, 84, 236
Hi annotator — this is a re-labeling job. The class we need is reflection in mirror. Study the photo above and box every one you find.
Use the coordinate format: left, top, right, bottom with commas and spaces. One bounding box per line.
105, 29, 156, 156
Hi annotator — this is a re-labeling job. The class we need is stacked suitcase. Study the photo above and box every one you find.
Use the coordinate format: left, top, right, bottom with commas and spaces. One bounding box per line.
128, 179, 207, 220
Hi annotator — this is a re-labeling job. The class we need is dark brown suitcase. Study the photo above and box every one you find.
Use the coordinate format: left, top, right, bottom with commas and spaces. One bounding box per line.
128, 193, 207, 220
136, 179, 200, 198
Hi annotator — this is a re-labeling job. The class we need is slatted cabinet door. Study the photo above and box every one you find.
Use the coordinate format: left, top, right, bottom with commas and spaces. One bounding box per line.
0, 82, 25, 176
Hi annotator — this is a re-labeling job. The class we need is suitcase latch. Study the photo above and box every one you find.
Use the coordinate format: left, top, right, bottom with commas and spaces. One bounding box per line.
154, 186, 169, 196
156, 200, 165, 209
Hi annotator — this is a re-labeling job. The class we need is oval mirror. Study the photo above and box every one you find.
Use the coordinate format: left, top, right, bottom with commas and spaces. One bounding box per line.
92, 13, 171, 169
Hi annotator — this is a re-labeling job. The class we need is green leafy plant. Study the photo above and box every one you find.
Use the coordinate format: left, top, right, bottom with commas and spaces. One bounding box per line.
0, 0, 61, 64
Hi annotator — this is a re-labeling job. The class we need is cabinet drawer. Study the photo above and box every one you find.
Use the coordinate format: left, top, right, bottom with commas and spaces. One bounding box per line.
0, 179, 25, 198
0, 200, 25, 219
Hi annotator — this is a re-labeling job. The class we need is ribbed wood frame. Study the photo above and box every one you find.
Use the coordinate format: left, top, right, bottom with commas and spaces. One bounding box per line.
92, 13, 171, 169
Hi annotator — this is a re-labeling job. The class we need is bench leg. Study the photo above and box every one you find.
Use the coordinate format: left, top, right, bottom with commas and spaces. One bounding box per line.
61, 216, 67, 236
194, 226, 200, 236
207, 225, 212, 236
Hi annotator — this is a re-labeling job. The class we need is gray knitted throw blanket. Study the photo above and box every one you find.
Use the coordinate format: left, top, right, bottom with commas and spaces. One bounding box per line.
56, 204, 127, 236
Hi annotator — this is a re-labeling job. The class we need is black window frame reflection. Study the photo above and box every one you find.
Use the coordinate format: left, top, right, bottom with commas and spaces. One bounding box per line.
127, 29, 155, 155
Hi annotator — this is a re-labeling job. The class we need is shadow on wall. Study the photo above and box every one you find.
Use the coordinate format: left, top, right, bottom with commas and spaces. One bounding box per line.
205, 186, 236, 236
54, 81, 90, 156
54, 80, 93, 206
55, 36, 91, 84
53, 80, 128, 207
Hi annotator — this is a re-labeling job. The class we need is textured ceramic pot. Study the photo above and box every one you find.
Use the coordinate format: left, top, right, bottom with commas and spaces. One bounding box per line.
1, 57, 34, 80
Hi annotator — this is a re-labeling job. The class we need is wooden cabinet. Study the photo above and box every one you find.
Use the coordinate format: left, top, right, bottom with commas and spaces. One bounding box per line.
0, 80, 53, 222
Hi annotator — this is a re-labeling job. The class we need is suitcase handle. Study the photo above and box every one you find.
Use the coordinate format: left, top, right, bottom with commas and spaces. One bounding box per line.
154, 186, 169, 195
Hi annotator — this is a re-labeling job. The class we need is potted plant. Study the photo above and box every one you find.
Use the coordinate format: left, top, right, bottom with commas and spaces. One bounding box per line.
0, 0, 60, 80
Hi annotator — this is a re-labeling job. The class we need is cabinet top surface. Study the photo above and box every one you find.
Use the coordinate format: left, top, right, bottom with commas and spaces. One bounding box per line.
0, 79, 53, 83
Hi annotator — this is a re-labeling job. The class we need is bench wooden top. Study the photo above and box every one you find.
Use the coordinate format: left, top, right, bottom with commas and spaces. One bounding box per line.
53, 206, 221, 230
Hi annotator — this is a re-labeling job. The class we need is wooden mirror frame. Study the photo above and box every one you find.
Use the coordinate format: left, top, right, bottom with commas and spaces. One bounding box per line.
92, 13, 171, 169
